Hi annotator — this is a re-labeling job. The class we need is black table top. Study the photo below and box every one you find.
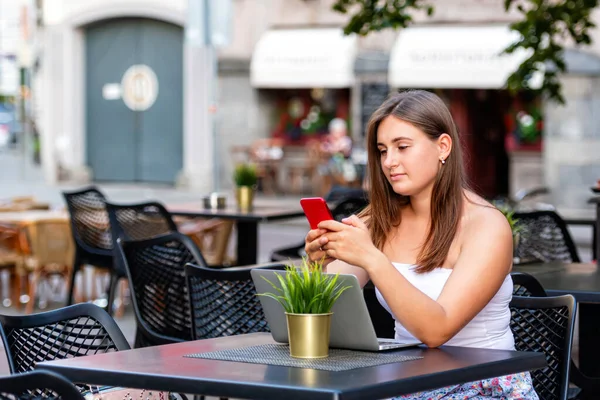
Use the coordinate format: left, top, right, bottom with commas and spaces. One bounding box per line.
513, 262, 600, 303
36, 333, 545, 400
167, 202, 305, 222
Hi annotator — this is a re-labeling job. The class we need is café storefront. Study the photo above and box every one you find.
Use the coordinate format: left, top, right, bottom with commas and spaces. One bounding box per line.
248, 28, 359, 194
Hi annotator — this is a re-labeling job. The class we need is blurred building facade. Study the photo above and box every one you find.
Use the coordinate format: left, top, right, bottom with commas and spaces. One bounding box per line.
33, 0, 600, 213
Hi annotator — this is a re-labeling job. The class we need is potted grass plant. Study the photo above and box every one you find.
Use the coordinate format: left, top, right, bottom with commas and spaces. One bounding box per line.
233, 163, 258, 211
258, 257, 351, 358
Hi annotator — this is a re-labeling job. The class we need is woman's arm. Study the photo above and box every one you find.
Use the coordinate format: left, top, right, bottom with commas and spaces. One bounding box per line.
367, 208, 513, 347
326, 259, 370, 288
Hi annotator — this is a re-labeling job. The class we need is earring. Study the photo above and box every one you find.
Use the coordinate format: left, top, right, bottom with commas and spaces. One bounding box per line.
441, 158, 446, 165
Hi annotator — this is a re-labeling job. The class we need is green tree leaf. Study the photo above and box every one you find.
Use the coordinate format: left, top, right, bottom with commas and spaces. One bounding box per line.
332, 0, 599, 104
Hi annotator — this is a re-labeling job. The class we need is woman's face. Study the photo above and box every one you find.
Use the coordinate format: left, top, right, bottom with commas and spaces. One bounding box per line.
376, 116, 445, 197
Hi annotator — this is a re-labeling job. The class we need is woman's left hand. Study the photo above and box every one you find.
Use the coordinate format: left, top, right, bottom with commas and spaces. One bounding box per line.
317, 215, 381, 270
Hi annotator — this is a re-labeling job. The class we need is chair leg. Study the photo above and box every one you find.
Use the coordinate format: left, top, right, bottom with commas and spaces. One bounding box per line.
66, 253, 82, 306
134, 329, 145, 348
25, 271, 40, 314
10, 269, 20, 307
105, 272, 119, 317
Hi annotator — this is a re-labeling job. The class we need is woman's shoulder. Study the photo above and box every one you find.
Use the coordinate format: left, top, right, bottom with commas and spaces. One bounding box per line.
462, 190, 512, 238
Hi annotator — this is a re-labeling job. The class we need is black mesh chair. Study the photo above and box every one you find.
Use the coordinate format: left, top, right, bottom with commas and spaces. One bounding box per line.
0, 303, 129, 397
363, 280, 395, 339
116, 232, 207, 347
0, 370, 85, 400
106, 201, 178, 294
510, 295, 576, 400
184, 262, 285, 340
513, 210, 580, 265
62, 186, 119, 313
270, 196, 369, 262
511, 271, 547, 297
511, 272, 587, 399
106, 201, 178, 242
0, 303, 129, 374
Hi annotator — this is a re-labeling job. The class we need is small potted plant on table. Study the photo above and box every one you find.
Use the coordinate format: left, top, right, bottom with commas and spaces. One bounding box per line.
233, 163, 258, 211
258, 257, 351, 359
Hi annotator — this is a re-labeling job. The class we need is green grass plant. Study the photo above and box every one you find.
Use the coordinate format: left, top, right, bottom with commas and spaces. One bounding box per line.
258, 257, 352, 314
233, 163, 258, 187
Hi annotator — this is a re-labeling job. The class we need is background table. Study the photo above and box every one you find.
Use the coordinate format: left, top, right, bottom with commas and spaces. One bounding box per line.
168, 203, 305, 265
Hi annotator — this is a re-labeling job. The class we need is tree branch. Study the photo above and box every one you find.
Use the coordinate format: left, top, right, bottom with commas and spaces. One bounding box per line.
332, 0, 599, 104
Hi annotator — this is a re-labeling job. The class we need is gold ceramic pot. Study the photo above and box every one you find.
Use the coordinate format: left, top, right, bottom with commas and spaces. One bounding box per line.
285, 312, 332, 358
235, 186, 254, 211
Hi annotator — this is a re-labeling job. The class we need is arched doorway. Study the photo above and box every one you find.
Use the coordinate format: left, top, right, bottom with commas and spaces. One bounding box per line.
85, 18, 183, 183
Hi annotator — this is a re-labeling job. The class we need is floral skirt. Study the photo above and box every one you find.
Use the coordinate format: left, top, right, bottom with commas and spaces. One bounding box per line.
393, 372, 539, 400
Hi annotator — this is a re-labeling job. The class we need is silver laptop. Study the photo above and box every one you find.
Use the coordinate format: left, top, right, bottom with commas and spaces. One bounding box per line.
251, 269, 422, 352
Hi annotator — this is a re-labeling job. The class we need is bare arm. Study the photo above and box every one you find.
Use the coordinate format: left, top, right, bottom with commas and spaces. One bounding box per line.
326, 259, 370, 288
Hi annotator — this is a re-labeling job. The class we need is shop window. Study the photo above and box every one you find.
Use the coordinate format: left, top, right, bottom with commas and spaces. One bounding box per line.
266, 88, 351, 145
504, 92, 543, 152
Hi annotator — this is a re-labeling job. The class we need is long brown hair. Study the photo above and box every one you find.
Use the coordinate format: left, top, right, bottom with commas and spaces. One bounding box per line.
360, 90, 467, 273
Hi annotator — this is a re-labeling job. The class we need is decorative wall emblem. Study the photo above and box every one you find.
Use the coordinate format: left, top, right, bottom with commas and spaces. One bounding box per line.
121, 64, 159, 111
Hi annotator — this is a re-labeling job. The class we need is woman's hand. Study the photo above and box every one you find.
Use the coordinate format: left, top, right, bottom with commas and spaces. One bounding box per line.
304, 228, 335, 265
317, 215, 382, 270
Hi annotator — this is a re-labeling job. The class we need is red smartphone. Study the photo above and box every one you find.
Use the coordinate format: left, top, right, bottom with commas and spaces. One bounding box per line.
300, 197, 333, 229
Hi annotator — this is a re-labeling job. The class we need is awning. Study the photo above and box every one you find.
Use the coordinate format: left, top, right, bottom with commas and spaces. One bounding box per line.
388, 25, 530, 89
250, 28, 357, 88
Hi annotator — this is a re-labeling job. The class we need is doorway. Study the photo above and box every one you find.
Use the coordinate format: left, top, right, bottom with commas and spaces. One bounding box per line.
85, 18, 183, 183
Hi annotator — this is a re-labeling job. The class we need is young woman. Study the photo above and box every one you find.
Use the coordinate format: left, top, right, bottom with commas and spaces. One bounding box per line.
305, 90, 538, 399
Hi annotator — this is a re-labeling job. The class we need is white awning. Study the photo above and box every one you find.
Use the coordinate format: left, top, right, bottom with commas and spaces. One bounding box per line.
250, 28, 357, 88
388, 25, 530, 89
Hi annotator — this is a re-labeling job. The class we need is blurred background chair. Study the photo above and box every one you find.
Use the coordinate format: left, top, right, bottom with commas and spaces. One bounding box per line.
249, 138, 284, 194
62, 186, 117, 313
20, 218, 74, 314
0, 196, 51, 212
0, 222, 25, 308
513, 210, 580, 265
116, 232, 207, 347
107, 200, 234, 268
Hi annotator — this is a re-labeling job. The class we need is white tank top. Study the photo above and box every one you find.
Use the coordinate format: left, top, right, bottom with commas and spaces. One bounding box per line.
375, 262, 515, 350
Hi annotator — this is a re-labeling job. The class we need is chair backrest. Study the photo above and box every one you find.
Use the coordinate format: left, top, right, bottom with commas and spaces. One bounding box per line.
363, 281, 396, 339
510, 295, 576, 400
0, 370, 85, 400
0, 303, 130, 374
511, 272, 547, 297
330, 197, 369, 221
24, 218, 75, 269
184, 262, 285, 340
117, 232, 207, 346
513, 210, 580, 264
62, 186, 112, 253
105, 201, 178, 242
324, 187, 368, 204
